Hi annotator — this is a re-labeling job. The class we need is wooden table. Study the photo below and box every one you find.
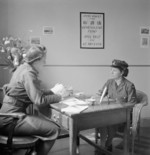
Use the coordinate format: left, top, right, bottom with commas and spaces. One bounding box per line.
50, 98, 134, 155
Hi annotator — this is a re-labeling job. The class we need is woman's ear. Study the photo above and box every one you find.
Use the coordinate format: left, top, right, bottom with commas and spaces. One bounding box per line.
121, 70, 124, 76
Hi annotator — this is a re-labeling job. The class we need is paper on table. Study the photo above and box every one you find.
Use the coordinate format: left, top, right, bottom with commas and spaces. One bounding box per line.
61, 97, 87, 106
61, 105, 88, 114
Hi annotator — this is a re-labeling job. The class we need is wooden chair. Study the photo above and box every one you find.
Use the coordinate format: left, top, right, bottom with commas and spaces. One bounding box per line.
95, 90, 148, 155
0, 88, 39, 155
131, 90, 148, 155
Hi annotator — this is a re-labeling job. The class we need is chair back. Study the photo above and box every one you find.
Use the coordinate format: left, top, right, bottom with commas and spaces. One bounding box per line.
130, 90, 148, 155
136, 90, 148, 106
132, 90, 148, 134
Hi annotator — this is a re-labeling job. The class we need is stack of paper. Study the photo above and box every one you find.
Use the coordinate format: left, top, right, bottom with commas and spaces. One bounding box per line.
61, 97, 88, 114
61, 105, 88, 114
62, 97, 87, 106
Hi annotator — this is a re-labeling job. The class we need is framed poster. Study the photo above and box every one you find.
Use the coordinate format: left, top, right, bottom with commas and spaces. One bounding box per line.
43, 26, 54, 35
140, 27, 150, 35
30, 36, 41, 45
140, 37, 149, 48
80, 12, 105, 49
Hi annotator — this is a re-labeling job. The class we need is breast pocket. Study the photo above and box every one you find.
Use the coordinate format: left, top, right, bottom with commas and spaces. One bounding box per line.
117, 96, 128, 103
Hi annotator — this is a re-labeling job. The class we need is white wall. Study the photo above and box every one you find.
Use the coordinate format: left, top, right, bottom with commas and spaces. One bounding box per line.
5, 0, 150, 65
0, 0, 150, 118
0, 0, 8, 37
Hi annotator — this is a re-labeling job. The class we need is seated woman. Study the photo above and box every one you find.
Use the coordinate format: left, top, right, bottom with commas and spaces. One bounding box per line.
98, 59, 137, 152
0, 45, 69, 155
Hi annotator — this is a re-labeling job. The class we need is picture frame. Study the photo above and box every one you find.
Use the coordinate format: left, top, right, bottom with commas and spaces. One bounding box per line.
140, 36, 149, 48
80, 12, 105, 49
140, 27, 150, 35
43, 26, 54, 35
30, 36, 41, 45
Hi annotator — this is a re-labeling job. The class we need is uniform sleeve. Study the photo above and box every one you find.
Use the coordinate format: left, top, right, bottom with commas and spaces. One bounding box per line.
23, 71, 61, 106
127, 83, 137, 104
42, 90, 54, 95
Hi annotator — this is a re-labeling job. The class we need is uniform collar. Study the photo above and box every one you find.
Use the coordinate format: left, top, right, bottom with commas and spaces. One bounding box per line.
24, 62, 39, 75
115, 77, 125, 86
115, 77, 126, 91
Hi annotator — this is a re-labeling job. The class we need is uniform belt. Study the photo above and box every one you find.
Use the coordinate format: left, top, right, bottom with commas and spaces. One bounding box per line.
3, 95, 25, 108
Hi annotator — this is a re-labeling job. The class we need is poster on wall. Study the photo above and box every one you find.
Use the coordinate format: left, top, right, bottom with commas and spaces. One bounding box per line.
30, 36, 41, 45
140, 27, 150, 48
140, 37, 149, 48
43, 26, 54, 35
140, 27, 150, 35
80, 12, 105, 49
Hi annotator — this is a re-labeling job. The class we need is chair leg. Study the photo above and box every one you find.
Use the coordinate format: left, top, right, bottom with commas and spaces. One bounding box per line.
131, 132, 136, 155
137, 121, 140, 142
76, 135, 80, 154
25, 148, 37, 155
95, 128, 99, 144
30, 150, 37, 155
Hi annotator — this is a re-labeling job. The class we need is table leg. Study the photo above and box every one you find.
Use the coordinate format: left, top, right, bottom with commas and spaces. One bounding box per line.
123, 109, 130, 155
69, 117, 78, 155
76, 135, 80, 154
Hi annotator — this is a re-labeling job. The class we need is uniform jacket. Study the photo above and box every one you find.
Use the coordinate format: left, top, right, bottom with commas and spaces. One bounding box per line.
0, 63, 61, 127
100, 78, 137, 104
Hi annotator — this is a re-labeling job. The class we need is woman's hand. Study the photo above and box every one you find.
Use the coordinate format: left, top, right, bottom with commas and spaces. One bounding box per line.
51, 83, 72, 99
51, 83, 64, 94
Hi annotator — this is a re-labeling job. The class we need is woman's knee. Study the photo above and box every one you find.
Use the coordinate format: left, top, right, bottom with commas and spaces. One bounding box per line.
45, 122, 60, 138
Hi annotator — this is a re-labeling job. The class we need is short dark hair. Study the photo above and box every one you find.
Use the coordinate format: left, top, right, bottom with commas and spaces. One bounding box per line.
111, 59, 129, 77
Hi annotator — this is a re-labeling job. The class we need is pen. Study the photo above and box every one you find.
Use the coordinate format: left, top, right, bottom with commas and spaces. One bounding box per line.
99, 86, 107, 103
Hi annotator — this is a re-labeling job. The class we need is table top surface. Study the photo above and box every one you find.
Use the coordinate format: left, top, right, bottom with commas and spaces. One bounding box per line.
50, 96, 134, 117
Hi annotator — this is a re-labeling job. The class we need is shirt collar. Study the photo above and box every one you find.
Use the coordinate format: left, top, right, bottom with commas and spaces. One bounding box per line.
24, 62, 39, 75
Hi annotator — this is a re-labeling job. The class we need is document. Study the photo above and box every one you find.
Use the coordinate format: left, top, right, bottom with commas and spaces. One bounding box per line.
61, 105, 88, 114
60, 97, 88, 114
61, 97, 88, 106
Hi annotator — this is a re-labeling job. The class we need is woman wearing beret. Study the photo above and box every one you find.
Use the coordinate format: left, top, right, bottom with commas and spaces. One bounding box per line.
98, 59, 137, 153
0, 45, 68, 155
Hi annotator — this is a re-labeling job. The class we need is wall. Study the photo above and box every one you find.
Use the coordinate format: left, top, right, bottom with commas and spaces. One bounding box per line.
5, 0, 150, 65
0, 0, 150, 118
0, 0, 8, 37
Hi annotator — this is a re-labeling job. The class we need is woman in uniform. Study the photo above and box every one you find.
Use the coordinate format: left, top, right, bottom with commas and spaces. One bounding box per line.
98, 59, 137, 152
0, 45, 68, 155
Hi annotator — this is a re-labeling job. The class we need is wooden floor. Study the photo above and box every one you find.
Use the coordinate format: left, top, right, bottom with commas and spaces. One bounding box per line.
132, 127, 150, 155
50, 127, 150, 155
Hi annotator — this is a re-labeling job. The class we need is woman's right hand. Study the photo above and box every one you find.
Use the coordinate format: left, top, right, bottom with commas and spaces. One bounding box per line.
51, 83, 71, 99
51, 83, 64, 94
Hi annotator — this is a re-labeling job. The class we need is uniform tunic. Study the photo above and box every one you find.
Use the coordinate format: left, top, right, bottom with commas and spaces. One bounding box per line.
100, 77, 137, 104
99, 77, 137, 147
0, 63, 61, 140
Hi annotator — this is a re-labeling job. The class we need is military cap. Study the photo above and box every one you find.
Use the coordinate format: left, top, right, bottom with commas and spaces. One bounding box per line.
111, 59, 128, 71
